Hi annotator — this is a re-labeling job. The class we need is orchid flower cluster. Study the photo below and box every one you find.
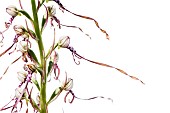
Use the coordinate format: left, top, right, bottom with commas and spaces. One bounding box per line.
0, 0, 144, 113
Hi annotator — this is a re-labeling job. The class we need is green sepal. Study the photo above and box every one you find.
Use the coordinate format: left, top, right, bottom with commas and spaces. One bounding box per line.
32, 78, 40, 91
41, 15, 47, 33
18, 10, 33, 22
28, 49, 39, 65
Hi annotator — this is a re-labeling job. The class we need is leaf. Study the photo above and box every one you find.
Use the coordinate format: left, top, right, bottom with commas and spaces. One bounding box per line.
41, 4, 49, 32
47, 61, 54, 76
28, 29, 37, 39
47, 87, 63, 105
32, 78, 40, 91
18, 10, 33, 22
41, 15, 47, 32
27, 49, 39, 64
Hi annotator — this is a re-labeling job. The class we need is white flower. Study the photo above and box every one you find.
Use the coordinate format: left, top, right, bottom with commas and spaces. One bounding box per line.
18, 41, 29, 53
15, 87, 26, 99
17, 71, 27, 82
13, 25, 25, 35
6, 5, 19, 17
58, 36, 70, 48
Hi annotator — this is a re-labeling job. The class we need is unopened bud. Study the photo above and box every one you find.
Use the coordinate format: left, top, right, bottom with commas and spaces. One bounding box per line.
17, 71, 27, 82
64, 78, 73, 91
6, 5, 19, 17
58, 36, 70, 48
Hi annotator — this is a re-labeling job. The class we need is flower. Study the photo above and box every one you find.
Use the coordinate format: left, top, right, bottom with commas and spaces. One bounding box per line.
13, 25, 26, 35
6, 5, 19, 17
15, 87, 26, 99
17, 71, 27, 82
18, 41, 29, 53
58, 36, 70, 48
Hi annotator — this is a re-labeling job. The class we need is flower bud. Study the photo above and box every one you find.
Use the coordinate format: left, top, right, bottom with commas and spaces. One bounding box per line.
64, 78, 73, 91
6, 5, 19, 17
17, 71, 27, 82
15, 87, 26, 99
13, 25, 25, 35
58, 36, 70, 48
18, 41, 29, 53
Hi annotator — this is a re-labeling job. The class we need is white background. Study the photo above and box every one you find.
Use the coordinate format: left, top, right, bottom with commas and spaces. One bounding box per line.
0, 0, 170, 113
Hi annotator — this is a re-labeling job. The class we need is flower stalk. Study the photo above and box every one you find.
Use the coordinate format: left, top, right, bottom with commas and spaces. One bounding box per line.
31, 0, 46, 113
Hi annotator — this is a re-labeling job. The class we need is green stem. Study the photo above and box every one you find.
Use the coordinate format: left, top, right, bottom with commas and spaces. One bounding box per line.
31, 0, 47, 113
